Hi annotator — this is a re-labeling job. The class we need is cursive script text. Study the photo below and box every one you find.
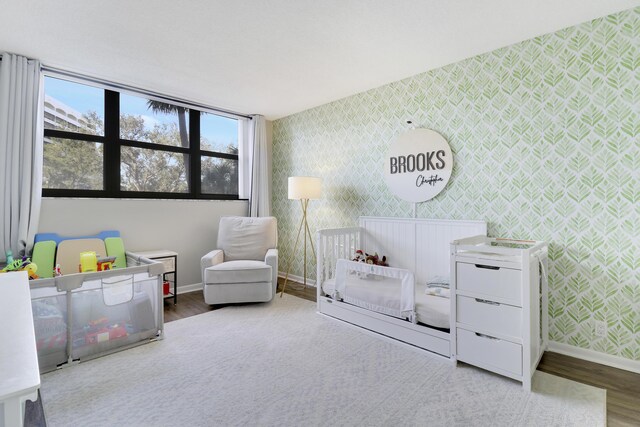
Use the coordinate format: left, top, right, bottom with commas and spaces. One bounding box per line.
416, 174, 443, 187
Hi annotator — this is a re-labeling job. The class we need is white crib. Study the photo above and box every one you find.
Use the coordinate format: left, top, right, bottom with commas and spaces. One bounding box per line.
316, 216, 487, 358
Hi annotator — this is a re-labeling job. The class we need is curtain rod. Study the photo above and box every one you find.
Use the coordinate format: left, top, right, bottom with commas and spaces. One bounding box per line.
41, 65, 252, 120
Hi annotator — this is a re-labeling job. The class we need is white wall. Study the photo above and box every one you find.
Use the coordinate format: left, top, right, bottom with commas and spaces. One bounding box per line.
39, 198, 248, 289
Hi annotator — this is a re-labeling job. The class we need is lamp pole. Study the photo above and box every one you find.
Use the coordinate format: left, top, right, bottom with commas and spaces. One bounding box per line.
281, 198, 316, 296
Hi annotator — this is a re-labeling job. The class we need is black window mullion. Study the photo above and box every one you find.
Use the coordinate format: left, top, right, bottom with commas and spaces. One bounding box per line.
118, 139, 190, 154
43, 129, 105, 143
199, 150, 238, 161
104, 90, 120, 193
190, 110, 201, 196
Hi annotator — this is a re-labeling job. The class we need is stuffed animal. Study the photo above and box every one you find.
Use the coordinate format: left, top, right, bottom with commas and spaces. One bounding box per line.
365, 252, 388, 267
352, 249, 366, 263
352, 249, 388, 267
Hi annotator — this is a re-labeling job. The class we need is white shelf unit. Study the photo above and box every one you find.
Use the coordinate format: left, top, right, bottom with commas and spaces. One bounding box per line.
132, 250, 178, 304
450, 236, 548, 391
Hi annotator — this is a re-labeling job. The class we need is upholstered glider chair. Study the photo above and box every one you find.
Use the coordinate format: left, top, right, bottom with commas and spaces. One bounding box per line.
201, 216, 278, 304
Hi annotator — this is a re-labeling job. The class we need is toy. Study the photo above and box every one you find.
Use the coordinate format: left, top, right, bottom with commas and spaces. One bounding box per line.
0, 256, 40, 279
54, 264, 62, 277
25, 262, 39, 280
1, 258, 21, 272
79, 253, 118, 273
79, 251, 98, 272
352, 249, 366, 263
32, 231, 126, 279
96, 256, 117, 271
352, 249, 388, 267
83, 317, 129, 345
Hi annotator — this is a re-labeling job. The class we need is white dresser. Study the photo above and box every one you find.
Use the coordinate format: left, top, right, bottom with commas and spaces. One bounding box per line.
450, 236, 548, 391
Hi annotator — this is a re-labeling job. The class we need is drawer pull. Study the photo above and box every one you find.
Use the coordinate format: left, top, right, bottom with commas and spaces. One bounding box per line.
475, 264, 500, 270
475, 332, 500, 341
475, 298, 500, 306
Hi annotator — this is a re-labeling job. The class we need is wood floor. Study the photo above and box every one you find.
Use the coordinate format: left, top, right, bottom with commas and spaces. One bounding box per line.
168, 280, 640, 427
538, 352, 640, 426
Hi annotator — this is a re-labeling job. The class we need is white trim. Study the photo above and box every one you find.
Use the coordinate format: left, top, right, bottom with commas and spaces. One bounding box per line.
278, 271, 317, 287
318, 311, 453, 364
176, 283, 204, 295
319, 296, 450, 357
548, 341, 640, 374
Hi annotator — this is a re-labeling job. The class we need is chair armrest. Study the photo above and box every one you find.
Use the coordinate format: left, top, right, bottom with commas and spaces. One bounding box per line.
201, 249, 224, 284
265, 248, 279, 296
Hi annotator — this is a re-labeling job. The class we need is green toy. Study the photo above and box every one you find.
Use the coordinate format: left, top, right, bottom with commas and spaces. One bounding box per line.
1, 256, 39, 279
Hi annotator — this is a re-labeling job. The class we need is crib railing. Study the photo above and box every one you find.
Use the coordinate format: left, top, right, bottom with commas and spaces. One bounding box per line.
316, 227, 361, 295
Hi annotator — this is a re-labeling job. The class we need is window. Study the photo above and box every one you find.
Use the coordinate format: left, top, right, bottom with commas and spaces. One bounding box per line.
42, 75, 245, 199
118, 93, 190, 194
43, 78, 104, 191
200, 112, 239, 195
120, 93, 189, 147
44, 138, 103, 190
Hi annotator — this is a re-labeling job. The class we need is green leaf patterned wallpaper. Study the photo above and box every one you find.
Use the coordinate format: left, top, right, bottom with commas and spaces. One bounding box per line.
272, 7, 639, 361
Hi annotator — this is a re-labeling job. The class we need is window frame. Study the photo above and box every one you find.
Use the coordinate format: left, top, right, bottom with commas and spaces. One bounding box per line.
42, 76, 244, 201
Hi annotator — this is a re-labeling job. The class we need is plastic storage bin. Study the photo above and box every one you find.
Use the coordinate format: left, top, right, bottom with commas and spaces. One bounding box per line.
29, 253, 164, 373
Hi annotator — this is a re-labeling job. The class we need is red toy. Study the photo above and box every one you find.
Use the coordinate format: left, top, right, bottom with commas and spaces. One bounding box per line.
84, 317, 129, 344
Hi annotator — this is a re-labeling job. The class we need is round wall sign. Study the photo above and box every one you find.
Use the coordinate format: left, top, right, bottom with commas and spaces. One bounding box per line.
384, 128, 453, 203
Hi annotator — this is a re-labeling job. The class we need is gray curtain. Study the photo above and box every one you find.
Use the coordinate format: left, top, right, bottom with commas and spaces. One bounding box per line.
249, 115, 271, 217
0, 53, 43, 260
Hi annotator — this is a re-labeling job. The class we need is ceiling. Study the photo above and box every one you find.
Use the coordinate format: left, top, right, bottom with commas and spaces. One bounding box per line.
1, 0, 638, 120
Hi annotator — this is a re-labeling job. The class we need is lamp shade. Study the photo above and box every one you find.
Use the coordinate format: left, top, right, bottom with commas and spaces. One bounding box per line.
288, 176, 322, 200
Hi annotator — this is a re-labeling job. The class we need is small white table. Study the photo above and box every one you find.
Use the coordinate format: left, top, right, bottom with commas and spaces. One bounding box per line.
131, 250, 178, 304
0, 271, 40, 427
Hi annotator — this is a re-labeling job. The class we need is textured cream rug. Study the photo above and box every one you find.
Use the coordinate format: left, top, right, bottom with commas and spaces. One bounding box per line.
41, 294, 605, 426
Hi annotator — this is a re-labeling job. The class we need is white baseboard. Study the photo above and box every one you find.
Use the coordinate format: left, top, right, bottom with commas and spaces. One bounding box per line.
176, 283, 203, 295
548, 341, 640, 374
177, 275, 318, 295
277, 271, 317, 287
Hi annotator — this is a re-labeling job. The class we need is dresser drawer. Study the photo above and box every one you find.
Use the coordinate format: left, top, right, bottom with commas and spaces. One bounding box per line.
457, 327, 522, 377
457, 295, 522, 339
456, 262, 521, 304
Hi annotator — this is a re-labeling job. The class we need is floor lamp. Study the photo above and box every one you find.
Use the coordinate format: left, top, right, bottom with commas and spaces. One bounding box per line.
281, 176, 322, 297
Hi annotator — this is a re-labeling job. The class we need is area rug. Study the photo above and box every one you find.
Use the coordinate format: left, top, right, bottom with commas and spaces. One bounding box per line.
41, 294, 605, 426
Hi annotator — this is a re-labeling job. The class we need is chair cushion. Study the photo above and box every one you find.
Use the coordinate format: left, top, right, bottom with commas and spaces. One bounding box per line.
205, 260, 272, 285
217, 216, 277, 261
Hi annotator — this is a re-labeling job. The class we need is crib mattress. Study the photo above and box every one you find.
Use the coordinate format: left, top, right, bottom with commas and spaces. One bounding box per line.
322, 279, 450, 329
